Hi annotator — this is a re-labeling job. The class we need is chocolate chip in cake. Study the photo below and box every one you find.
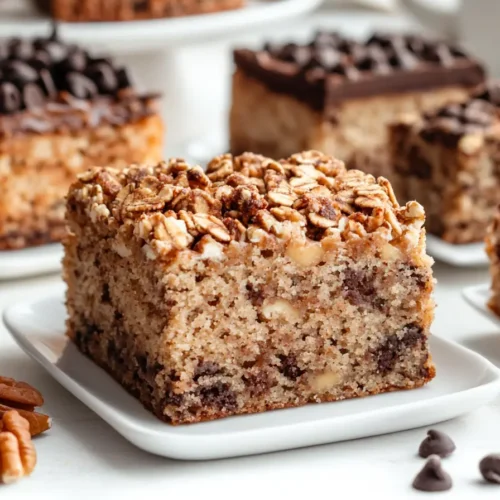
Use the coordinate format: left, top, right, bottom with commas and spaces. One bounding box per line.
278, 354, 305, 380
376, 324, 424, 373
0, 82, 21, 113
199, 382, 237, 411
194, 361, 221, 381
413, 455, 452, 492
479, 454, 500, 484
419, 430, 456, 458
342, 269, 380, 308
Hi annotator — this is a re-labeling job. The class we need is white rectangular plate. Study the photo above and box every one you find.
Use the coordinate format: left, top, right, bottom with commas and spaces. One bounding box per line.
0, 244, 63, 280
4, 283, 500, 460
463, 284, 500, 326
426, 235, 488, 267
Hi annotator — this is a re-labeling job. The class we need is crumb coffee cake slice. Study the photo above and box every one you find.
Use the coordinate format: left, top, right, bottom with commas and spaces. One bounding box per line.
64, 151, 435, 424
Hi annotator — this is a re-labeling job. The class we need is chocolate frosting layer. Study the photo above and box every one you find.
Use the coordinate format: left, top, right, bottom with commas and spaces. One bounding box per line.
0, 28, 159, 136
234, 32, 485, 111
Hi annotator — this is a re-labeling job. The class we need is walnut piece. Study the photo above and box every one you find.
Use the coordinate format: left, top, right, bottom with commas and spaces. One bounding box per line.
0, 411, 36, 484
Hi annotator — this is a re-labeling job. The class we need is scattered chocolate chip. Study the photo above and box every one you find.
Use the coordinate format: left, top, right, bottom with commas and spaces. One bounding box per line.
8, 39, 33, 60
413, 455, 453, 492
419, 430, 456, 458
0, 82, 21, 113
65, 72, 98, 99
479, 454, 500, 484
39, 69, 57, 97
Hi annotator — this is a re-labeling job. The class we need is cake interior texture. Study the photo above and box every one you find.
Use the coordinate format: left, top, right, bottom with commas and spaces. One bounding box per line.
64, 151, 435, 424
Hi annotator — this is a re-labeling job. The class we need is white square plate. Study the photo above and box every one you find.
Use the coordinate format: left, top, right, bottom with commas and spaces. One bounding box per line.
0, 244, 63, 280
4, 282, 500, 461
426, 235, 488, 267
462, 284, 500, 326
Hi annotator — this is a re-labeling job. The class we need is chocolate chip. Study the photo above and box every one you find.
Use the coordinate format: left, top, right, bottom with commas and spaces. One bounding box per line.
413, 456, 452, 492
408, 145, 433, 179
37, 39, 68, 63
65, 72, 98, 99
0, 82, 21, 113
389, 46, 419, 69
22, 83, 45, 110
165, 391, 184, 407
86, 62, 118, 94
3, 61, 39, 83
479, 454, 500, 484
419, 430, 456, 458
8, 39, 33, 60
101, 284, 111, 303
242, 371, 272, 397
423, 43, 455, 66
199, 382, 237, 411
342, 269, 378, 307
278, 354, 305, 380
246, 282, 264, 307
376, 324, 424, 373
194, 361, 220, 381
39, 69, 57, 97
116, 67, 132, 89
30, 49, 52, 69
63, 50, 88, 72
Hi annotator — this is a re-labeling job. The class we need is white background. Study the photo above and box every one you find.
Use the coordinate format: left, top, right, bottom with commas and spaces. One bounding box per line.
2, 4, 500, 499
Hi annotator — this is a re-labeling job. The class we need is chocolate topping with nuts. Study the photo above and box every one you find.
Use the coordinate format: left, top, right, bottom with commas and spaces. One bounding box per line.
419, 83, 500, 147
234, 32, 485, 111
68, 150, 426, 261
0, 31, 159, 136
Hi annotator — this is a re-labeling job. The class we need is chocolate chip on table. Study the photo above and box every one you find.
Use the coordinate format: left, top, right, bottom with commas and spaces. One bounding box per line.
419, 429, 456, 458
479, 454, 500, 484
413, 455, 453, 492
0, 82, 21, 113
65, 72, 98, 99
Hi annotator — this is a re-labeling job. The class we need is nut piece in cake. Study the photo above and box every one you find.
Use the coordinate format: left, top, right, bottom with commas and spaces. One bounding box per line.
391, 82, 500, 244
64, 150, 436, 425
0, 32, 163, 250
230, 32, 484, 177
38, 0, 245, 21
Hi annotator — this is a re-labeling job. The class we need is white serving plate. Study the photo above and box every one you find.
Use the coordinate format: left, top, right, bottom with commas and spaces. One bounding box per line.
426, 235, 488, 267
0, 244, 63, 281
462, 284, 500, 326
4, 282, 500, 461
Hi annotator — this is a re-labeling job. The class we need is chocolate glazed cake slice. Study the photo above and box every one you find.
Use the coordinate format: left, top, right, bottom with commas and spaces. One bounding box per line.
230, 32, 485, 177
0, 30, 163, 250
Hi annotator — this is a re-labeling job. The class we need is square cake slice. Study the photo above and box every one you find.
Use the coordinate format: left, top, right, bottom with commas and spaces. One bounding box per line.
230, 32, 484, 176
64, 151, 435, 425
0, 33, 163, 250
390, 83, 500, 244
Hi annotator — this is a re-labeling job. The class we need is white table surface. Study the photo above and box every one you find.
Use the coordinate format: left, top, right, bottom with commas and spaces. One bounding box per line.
3, 6, 500, 500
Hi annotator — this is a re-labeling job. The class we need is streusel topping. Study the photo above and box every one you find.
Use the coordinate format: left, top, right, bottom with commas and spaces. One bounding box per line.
69, 151, 425, 257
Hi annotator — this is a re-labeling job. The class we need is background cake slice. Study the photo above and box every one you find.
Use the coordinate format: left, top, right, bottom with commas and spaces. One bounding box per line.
230, 32, 485, 177
64, 151, 435, 425
0, 33, 163, 250
37, 0, 245, 21
390, 83, 500, 244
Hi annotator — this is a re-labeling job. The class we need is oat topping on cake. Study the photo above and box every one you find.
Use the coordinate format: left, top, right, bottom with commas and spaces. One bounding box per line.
70, 151, 426, 261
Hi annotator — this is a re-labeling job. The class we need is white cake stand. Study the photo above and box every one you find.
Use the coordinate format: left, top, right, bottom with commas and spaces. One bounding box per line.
0, 0, 324, 150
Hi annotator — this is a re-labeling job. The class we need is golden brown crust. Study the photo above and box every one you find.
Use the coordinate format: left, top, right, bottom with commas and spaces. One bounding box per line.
47, 0, 245, 21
